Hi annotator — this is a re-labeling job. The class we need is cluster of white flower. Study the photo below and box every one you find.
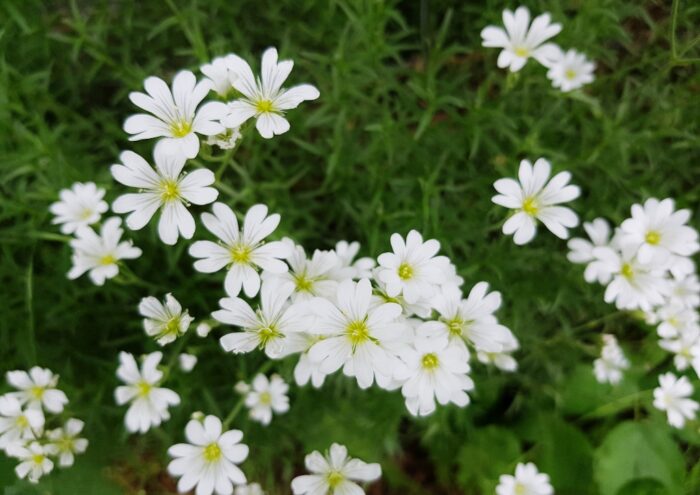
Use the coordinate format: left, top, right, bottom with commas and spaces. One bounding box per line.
200, 214, 518, 418
481, 5, 595, 92
568, 198, 700, 427
0, 367, 87, 483
50, 183, 142, 286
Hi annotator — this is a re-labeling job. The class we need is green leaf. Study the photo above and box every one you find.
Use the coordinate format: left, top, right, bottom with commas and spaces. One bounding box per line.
594, 421, 685, 495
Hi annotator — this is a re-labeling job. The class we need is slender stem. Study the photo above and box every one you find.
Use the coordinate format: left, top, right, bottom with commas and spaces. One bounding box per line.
671, 0, 680, 59
568, 311, 626, 334
161, 332, 191, 382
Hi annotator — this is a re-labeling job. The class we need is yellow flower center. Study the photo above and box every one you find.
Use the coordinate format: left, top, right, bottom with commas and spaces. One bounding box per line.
99, 254, 116, 266
255, 99, 275, 113
398, 262, 413, 280
16, 415, 29, 428
514, 47, 529, 58
565, 69, 577, 80
446, 318, 464, 337
259, 391, 272, 405
170, 120, 192, 138
202, 442, 222, 462
294, 273, 314, 292
80, 208, 94, 220
230, 244, 252, 264
421, 353, 440, 370
514, 483, 526, 495
645, 230, 661, 245
58, 437, 75, 452
327, 471, 345, 488
136, 380, 152, 398
32, 454, 45, 465
347, 320, 370, 347
30, 386, 45, 399
258, 323, 282, 348
162, 317, 182, 338
621, 263, 634, 279
522, 197, 539, 216
159, 179, 180, 202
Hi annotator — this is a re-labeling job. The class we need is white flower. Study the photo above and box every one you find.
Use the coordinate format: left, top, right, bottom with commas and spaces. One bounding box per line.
124, 70, 227, 159
420, 283, 513, 353
8, 441, 56, 484
167, 415, 248, 495
265, 241, 338, 302
476, 331, 520, 372
328, 240, 376, 281
235, 483, 264, 495
179, 353, 198, 373
567, 218, 616, 284
492, 158, 580, 245
222, 47, 320, 139
396, 335, 473, 416
371, 272, 433, 319
593, 245, 669, 311
207, 127, 243, 150
242, 374, 290, 425
291, 443, 381, 495
593, 334, 630, 385
189, 202, 290, 297
480, 6, 561, 72
659, 327, 700, 372
114, 351, 180, 434
307, 278, 408, 389
278, 332, 330, 388
0, 395, 44, 450
68, 217, 142, 285
655, 303, 699, 338
215, 280, 308, 358
620, 198, 699, 265
49, 182, 108, 234
197, 322, 214, 337
376, 230, 449, 304
496, 462, 553, 495
5, 367, 68, 413
138, 293, 194, 345
46, 418, 88, 467
201, 54, 242, 97
111, 149, 218, 245
668, 273, 700, 309
653, 372, 699, 428
546, 48, 595, 92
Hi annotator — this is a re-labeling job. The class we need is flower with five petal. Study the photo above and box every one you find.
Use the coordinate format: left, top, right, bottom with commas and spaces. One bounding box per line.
138, 293, 194, 346
5, 367, 68, 413
480, 6, 562, 72
492, 158, 580, 245
189, 202, 290, 297
49, 182, 108, 234
111, 149, 218, 245
67, 217, 142, 286
291, 443, 381, 495
114, 351, 180, 434
124, 71, 227, 158
222, 47, 320, 138
167, 415, 248, 495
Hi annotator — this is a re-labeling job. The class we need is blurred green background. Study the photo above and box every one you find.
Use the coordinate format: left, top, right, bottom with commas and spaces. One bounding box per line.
1, 0, 699, 493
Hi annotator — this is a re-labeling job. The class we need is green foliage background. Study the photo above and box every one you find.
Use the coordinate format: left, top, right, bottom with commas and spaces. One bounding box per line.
1, 0, 699, 494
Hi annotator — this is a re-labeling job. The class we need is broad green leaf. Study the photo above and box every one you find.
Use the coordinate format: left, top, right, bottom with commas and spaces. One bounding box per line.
594, 421, 684, 495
